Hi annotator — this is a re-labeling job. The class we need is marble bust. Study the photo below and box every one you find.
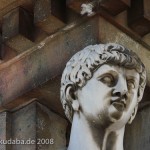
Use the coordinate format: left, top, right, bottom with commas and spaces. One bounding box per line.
60, 43, 146, 150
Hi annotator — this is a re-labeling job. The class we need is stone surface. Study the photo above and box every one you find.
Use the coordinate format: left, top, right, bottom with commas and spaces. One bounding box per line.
0, 112, 11, 150
100, 0, 130, 16
6, 34, 35, 54
0, 0, 35, 24
2, 7, 34, 41
128, 0, 150, 36
12, 101, 68, 150
34, 0, 66, 28
2, 76, 65, 118
0, 16, 99, 108
67, 0, 90, 14
35, 15, 65, 35
124, 106, 150, 150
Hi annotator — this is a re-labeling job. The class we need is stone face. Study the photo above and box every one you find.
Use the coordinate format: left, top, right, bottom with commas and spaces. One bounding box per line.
60, 43, 146, 150
124, 106, 150, 150
12, 102, 68, 150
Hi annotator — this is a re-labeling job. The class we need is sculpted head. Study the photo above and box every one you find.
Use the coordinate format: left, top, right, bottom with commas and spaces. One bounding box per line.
60, 43, 146, 127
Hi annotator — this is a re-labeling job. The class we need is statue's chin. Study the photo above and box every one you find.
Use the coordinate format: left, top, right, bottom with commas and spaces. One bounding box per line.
109, 105, 124, 121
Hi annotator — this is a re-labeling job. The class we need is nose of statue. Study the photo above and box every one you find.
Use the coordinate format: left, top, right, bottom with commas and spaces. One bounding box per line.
112, 77, 128, 98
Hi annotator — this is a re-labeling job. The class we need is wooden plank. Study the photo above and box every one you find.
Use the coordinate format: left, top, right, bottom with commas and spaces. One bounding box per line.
0, 16, 99, 107
128, 0, 150, 36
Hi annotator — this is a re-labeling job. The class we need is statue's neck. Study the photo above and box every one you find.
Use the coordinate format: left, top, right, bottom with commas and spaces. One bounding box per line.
68, 113, 125, 150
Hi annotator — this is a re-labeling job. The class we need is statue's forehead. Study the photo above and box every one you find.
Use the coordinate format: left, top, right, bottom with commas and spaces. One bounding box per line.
93, 64, 139, 79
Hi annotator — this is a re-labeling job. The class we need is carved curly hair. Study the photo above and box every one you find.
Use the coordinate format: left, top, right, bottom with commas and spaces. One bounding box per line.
60, 43, 146, 122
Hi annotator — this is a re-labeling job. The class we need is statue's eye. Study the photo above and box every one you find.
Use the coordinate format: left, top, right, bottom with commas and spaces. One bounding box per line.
127, 80, 135, 89
98, 74, 115, 87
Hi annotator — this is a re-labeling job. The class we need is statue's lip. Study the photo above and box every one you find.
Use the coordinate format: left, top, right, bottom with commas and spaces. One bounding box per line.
111, 99, 126, 112
112, 102, 125, 112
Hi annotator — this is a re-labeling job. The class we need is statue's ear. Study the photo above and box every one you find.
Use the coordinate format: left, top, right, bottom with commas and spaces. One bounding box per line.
65, 85, 74, 101
65, 85, 79, 111
128, 104, 138, 124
